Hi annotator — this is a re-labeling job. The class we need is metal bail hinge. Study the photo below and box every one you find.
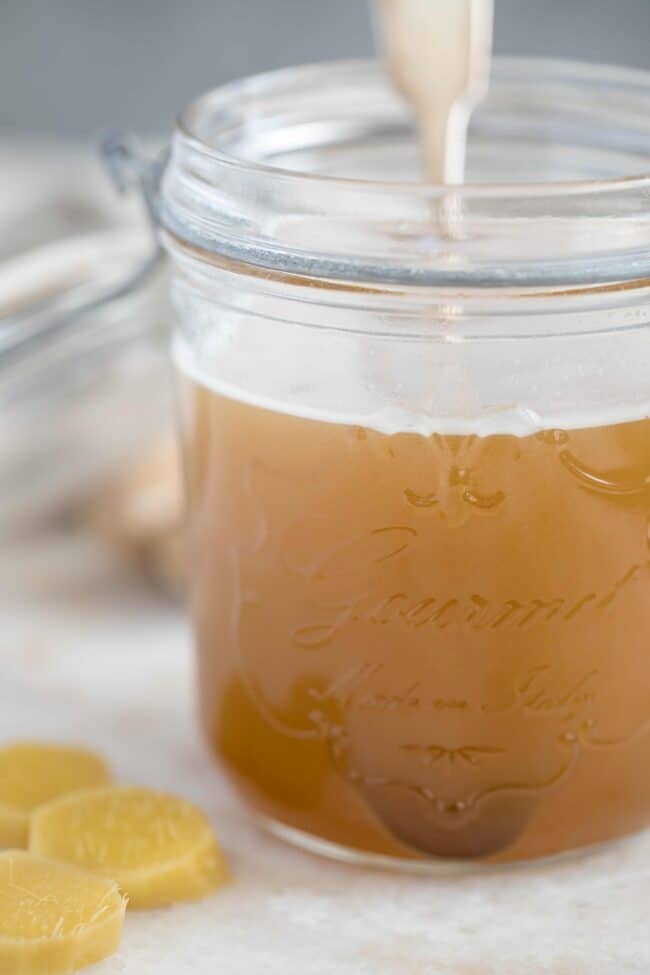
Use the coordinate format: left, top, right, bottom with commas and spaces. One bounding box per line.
100, 132, 167, 230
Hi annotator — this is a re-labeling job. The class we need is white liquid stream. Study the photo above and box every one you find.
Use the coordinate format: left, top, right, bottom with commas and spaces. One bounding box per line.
374, 0, 494, 184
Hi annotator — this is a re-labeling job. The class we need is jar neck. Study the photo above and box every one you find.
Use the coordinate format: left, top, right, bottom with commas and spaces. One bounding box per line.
165, 229, 650, 342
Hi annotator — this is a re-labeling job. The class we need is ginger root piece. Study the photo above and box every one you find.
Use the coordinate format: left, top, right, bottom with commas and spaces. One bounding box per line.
0, 744, 110, 849
0, 850, 126, 975
30, 787, 227, 908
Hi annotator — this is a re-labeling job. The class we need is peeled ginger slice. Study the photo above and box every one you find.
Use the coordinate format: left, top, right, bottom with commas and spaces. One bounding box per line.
30, 786, 227, 908
0, 743, 110, 849
0, 850, 125, 974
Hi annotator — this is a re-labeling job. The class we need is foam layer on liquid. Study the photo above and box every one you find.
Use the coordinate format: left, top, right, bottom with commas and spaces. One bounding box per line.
173, 314, 650, 438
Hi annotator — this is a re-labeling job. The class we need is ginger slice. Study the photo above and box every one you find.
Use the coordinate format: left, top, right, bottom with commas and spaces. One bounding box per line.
0, 850, 126, 974
0, 744, 110, 849
30, 786, 227, 908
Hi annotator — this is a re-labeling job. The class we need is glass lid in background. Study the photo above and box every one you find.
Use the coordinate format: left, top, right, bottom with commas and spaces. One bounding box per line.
0, 229, 172, 539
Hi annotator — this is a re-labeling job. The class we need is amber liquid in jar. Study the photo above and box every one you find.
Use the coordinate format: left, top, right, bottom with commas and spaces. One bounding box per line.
181, 375, 650, 862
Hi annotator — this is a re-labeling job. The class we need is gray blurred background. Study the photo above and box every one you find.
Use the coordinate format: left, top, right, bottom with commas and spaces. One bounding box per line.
2, 0, 649, 138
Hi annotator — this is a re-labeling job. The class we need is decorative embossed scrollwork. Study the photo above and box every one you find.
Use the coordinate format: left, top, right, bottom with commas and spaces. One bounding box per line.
403, 434, 506, 524
356, 734, 581, 829
355, 427, 515, 526
400, 743, 506, 768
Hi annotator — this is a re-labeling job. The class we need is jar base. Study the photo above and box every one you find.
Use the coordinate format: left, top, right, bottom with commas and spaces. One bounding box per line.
258, 813, 646, 875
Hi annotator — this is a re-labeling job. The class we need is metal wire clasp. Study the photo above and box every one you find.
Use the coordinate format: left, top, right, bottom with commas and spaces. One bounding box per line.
101, 132, 167, 234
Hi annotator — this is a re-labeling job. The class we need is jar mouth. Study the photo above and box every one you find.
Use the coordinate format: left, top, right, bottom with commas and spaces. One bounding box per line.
161, 57, 650, 289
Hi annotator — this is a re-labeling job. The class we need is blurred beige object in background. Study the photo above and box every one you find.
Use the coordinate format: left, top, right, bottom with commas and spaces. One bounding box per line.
84, 435, 185, 598
0, 138, 184, 592
0, 138, 142, 260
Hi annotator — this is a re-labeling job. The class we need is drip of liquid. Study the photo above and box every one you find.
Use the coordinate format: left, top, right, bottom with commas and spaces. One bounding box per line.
374, 0, 494, 184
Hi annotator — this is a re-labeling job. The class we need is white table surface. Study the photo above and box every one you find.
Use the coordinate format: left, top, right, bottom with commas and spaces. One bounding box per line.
1, 526, 649, 975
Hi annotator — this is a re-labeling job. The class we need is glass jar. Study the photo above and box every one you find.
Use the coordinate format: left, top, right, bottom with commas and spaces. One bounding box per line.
160, 58, 650, 867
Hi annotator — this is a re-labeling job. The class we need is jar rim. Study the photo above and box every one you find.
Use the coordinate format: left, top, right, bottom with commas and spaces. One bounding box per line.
177, 56, 650, 196
161, 57, 650, 289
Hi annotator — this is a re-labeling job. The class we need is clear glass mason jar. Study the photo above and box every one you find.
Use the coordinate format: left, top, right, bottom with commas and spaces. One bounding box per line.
160, 58, 650, 867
